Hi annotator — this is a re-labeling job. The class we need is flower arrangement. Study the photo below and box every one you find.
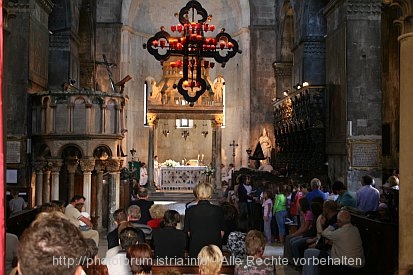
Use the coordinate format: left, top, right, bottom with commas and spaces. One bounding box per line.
162, 159, 180, 167
200, 165, 215, 176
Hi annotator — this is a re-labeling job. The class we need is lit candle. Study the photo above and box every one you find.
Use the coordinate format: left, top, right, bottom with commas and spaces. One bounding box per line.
198, 154, 200, 160
202, 154, 204, 160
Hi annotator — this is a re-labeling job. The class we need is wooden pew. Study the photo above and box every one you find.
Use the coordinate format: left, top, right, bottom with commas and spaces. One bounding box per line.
151, 264, 234, 274
350, 212, 398, 275
7, 208, 39, 238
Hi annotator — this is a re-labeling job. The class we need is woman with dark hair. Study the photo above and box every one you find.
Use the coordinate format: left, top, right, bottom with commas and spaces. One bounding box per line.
283, 197, 314, 264
220, 201, 238, 245
126, 243, 153, 275
152, 210, 186, 258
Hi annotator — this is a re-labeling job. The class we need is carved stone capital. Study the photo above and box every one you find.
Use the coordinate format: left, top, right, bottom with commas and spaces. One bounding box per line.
213, 115, 224, 126
147, 113, 158, 126
106, 158, 121, 172
33, 161, 47, 172
79, 158, 96, 172
383, 0, 413, 35
94, 160, 106, 172
66, 158, 79, 173
49, 159, 64, 172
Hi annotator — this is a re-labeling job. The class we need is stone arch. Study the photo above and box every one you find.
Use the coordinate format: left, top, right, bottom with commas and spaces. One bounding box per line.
36, 144, 51, 160
60, 144, 84, 160
93, 145, 112, 160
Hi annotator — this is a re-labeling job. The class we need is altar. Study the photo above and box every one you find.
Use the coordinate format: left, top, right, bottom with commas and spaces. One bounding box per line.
160, 165, 208, 191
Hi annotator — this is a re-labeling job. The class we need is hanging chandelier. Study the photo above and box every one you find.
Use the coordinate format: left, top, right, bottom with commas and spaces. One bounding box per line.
143, 0, 241, 104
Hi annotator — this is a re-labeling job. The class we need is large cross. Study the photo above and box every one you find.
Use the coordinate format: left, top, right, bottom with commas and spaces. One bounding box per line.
96, 54, 117, 93
229, 140, 239, 165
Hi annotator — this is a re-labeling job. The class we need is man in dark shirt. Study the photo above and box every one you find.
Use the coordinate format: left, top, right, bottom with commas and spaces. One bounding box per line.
107, 208, 128, 249
152, 210, 186, 258
129, 187, 154, 224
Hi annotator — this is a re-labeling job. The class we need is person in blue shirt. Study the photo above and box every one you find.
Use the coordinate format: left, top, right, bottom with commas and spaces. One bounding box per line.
356, 175, 380, 213
305, 178, 327, 205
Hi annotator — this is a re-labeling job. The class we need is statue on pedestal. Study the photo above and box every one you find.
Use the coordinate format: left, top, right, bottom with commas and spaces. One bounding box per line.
259, 127, 272, 163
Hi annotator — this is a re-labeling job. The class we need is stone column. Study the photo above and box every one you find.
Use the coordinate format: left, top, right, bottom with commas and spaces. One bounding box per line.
85, 102, 92, 134
79, 158, 96, 214
106, 158, 121, 231
49, 103, 56, 133
147, 113, 157, 189
94, 161, 105, 231
214, 115, 224, 190
101, 104, 106, 133
115, 104, 121, 134
34, 162, 45, 206
399, 31, 413, 271
43, 168, 51, 203
41, 106, 46, 133
66, 158, 79, 200
68, 103, 74, 132
50, 159, 63, 200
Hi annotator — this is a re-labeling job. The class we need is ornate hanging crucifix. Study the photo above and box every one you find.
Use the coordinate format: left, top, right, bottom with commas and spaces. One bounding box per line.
229, 140, 239, 165
96, 54, 117, 93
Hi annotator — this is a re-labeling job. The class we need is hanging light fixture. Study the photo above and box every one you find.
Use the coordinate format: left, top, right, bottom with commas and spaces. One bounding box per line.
143, 0, 241, 104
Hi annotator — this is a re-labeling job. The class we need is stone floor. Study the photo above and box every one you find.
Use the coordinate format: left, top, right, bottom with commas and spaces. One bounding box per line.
98, 192, 300, 274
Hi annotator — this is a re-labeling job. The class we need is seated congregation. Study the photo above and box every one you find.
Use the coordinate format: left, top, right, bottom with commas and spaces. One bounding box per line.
7, 171, 399, 275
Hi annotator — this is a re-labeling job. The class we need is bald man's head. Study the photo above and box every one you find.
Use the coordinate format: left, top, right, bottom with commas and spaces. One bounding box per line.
337, 210, 351, 226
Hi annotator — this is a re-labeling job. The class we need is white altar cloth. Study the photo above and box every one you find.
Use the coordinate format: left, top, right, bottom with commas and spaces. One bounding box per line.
160, 166, 207, 191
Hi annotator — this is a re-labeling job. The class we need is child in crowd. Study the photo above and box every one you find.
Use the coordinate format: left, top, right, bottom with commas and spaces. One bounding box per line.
262, 190, 273, 244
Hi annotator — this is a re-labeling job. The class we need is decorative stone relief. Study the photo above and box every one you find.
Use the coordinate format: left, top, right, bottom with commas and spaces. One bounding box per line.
347, 0, 381, 15
273, 62, 293, 78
